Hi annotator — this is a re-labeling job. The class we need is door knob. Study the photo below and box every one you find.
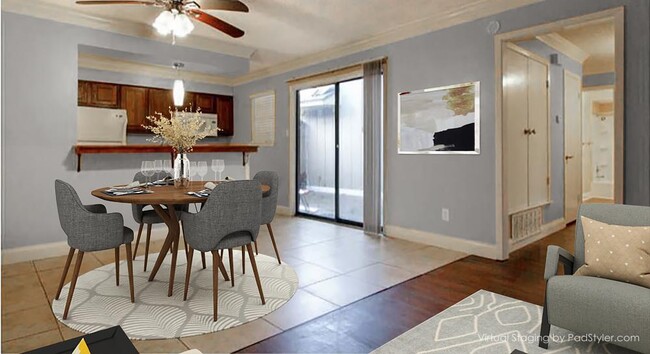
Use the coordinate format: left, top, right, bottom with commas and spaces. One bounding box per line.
524, 129, 530, 135
565, 155, 574, 161
530, 129, 536, 135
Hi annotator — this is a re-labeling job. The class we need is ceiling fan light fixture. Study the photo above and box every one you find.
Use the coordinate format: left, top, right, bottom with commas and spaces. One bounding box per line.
173, 13, 195, 37
153, 10, 174, 35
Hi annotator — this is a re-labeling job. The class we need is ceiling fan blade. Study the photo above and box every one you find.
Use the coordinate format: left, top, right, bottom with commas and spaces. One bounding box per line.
75, 1, 158, 5
189, 0, 249, 12
188, 9, 245, 38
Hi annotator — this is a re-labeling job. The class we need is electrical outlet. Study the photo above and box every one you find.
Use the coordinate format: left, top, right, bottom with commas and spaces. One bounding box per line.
442, 208, 450, 222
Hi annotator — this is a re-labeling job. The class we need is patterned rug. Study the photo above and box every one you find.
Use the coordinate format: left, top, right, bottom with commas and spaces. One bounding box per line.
372, 290, 636, 354
52, 250, 298, 339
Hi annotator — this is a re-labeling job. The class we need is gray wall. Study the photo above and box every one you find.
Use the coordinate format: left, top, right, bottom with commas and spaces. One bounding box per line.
1, 12, 243, 249
583, 72, 616, 87
516, 39, 582, 223
233, 0, 650, 246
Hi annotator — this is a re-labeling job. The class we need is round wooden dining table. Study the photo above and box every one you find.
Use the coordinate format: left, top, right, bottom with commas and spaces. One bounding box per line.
91, 181, 270, 297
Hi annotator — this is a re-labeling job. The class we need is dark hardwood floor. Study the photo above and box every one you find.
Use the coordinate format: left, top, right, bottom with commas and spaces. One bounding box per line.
239, 225, 575, 353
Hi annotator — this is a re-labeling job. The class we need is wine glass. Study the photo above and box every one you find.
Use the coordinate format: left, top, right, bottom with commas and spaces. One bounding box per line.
197, 161, 208, 182
211, 159, 225, 181
141, 161, 154, 189
163, 160, 172, 176
189, 161, 198, 181
153, 160, 163, 181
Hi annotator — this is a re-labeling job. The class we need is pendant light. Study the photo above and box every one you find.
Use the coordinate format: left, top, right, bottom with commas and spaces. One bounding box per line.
173, 62, 185, 107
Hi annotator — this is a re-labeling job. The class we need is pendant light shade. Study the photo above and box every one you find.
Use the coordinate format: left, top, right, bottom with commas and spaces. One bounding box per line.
173, 79, 185, 107
172, 62, 185, 107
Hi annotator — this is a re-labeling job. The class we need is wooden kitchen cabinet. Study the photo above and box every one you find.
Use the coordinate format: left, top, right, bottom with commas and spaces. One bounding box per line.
194, 93, 216, 113
91, 82, 120, 108
148, 88, 175, 116
216, 95, 234, 136
121, 86, 149, 133
78, 81, 91, 106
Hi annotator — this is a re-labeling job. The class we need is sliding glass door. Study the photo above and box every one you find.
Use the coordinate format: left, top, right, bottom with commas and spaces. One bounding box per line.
296, 78, 363, 225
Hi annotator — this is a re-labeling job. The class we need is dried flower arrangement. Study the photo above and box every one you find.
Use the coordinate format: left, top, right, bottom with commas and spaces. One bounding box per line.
143, 109, 220, 153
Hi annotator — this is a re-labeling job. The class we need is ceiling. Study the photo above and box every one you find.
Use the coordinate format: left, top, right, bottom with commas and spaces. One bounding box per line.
4, 0, 541, 78
556, 19, 615, 75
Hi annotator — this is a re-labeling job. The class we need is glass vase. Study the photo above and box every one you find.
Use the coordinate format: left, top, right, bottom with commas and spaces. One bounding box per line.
174, 152, 190, 188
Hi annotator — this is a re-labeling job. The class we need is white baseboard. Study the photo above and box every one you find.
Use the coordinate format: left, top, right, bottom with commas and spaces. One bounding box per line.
276, 206, 294, 216
590, 181, 614, 200
2, 225, 169, 264
509, 218, 566, 252
383, 225, 500, 260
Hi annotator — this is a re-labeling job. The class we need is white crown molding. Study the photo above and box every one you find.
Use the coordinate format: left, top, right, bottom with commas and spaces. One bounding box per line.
79, 53, 235, 86
536, 33, 590, 63
1, 0, 255, 59
231, 0, 542, 85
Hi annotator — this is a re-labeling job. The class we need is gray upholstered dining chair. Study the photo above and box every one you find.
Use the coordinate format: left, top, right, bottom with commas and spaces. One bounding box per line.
54, 180, 135, 320
540, 203, 650, 353
252, 171, 281, 263
239, 171, 281, 279
131, 171, 201, 271
181, 180, 266, 321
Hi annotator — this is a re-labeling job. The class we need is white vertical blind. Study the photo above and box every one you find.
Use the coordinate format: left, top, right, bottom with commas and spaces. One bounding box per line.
251, 91, 276, 146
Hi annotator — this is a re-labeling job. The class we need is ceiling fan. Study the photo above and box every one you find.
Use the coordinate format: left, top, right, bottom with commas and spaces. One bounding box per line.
75, 0, 248, 39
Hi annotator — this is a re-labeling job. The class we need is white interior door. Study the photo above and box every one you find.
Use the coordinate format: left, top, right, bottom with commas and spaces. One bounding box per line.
527, 58, 550, 207
564, 70, 582, 223
504, 47, 529, 213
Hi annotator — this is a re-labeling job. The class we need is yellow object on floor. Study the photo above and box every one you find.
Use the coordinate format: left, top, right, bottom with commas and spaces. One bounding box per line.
72, 338, 91, 354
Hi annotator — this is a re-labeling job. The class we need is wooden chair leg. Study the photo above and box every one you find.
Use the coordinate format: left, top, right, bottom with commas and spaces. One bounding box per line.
254, 241, 259, 255
63, 251, 84, 320
184, 246, 194, 301
132, 223, 144, 260
241, 245, 246, 274
114, 247, 120, 286
124, 243, 135, 303
144, 223, 152, 271
246, 244, 265, 305
217, 252, 230, 282
55, 248, 75, 300
201, 252, 207, 269
211, 250, 220, 322
228, 248, 235, 287
183, 238, 189, 262
267, 223, 281, 264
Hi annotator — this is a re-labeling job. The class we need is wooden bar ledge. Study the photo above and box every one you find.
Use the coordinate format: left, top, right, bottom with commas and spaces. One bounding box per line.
74, 144, 258, 172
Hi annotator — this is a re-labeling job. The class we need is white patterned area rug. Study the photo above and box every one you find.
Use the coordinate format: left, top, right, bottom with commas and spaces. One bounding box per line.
373, 290, 636, 354
52, 250, 298, 339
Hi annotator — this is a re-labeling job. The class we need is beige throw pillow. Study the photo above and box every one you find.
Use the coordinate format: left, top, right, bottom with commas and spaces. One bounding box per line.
574, 216, 650, 288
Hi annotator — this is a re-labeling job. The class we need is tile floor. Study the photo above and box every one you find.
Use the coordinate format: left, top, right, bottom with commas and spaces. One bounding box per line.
1, 215, 467, 353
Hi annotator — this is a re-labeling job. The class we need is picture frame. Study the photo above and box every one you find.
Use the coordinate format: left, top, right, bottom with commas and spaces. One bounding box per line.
398, 81, 480, 154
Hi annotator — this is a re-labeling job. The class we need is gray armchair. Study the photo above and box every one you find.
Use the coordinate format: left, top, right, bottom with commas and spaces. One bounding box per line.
540, 203, 650, 353
54, 180, 135, 320
250, 171, 281, 263
181, 180, 265, 321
